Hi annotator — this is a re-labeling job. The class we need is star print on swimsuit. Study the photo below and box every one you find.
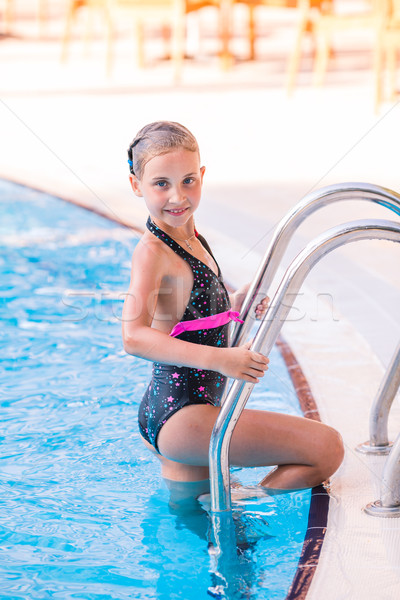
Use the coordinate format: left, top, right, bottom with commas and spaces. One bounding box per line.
138, 218, 235, 453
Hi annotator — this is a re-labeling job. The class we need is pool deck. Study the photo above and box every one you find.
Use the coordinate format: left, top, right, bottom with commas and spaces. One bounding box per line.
1, 3, 400, 597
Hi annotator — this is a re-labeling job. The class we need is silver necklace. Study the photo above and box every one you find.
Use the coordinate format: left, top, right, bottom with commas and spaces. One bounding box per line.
168, 231, 196, 251
151, 218, 196, 251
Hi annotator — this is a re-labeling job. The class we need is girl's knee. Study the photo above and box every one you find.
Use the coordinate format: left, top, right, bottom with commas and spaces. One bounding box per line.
319, 424, 344, 479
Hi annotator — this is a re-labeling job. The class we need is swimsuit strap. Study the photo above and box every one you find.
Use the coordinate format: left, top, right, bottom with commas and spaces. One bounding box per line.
146, 216, 222, 278
146, 216, 192, 261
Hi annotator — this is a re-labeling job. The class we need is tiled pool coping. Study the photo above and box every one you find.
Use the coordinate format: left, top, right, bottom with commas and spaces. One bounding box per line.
277, 337, 329, 600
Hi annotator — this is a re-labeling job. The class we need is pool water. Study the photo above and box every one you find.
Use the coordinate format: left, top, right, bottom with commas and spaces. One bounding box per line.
0, 180, 312, 599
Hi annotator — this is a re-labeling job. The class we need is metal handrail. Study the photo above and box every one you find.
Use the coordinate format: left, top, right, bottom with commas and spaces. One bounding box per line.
227, 182, 400, 455
357, 341, 400, 455
365, 432, 400, 518
210, 219, 400, 513
231, 182, 400, 348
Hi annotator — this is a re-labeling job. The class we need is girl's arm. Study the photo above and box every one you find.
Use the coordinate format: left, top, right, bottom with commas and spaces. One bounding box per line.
122, 242, 268, 383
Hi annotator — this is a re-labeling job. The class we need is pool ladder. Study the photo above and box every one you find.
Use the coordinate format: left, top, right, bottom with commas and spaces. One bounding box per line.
209, 182, 400, 518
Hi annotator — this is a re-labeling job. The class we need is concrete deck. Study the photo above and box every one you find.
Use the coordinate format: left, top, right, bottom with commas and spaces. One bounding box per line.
1, 2, 400, 597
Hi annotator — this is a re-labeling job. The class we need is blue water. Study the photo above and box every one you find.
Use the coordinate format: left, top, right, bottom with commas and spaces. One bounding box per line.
0, 180, 311, 600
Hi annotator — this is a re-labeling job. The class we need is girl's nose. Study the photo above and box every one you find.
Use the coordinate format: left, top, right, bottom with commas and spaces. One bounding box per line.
170, 186, 186, 203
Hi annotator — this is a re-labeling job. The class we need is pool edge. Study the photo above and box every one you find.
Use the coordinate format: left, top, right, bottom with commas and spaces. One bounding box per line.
276, 337, 329, 600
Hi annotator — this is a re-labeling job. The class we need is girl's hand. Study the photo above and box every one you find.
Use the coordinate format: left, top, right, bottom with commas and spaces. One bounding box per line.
255, 296, 270, 320
216, 342, 269, 383
229, 284, 269, 320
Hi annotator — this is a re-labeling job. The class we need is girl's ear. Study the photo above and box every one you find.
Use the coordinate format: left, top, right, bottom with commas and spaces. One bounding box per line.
129, 174, 143, 197
200, 165, 206, 184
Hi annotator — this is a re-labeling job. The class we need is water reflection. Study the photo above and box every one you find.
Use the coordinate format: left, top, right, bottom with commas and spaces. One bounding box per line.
140, 479, 282, 600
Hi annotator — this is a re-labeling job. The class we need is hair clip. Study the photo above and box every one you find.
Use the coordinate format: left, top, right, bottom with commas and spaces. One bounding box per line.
127, 159, 135, 175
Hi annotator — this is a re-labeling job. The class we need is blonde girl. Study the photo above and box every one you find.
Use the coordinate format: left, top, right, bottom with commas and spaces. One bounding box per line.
122, 121, 343, 496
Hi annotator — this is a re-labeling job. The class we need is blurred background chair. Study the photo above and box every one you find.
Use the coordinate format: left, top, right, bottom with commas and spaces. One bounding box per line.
374, 0, 400, 109
3, 0, 13, 33
61, 0, 225, 78
61, 1, 112, 64
312, 0, 383, 86
2, 0, 48, 36
228, 1, 334, 93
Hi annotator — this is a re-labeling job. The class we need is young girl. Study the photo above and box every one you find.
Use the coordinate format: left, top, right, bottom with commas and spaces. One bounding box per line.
122, 121, 344, 497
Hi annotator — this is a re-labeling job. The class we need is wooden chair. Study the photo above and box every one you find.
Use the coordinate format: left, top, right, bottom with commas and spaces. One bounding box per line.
286, 0, 333, 92
117, 1, 224, 71
61, 0, 224, 78
2, 0, 48, 36
61, 1, 115, 67
230, 1, 333, 93
3, 0, 13, 33
312, 0, 384, 86
374, 0, 400, 109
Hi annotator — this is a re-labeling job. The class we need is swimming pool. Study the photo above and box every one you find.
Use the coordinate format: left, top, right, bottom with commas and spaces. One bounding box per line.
1, 179, 320, 599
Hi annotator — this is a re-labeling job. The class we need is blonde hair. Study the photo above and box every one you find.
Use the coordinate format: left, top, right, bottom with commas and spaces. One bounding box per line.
127, 121, 199, 180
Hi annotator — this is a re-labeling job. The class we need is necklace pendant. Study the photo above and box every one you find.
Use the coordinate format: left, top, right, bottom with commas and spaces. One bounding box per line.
185, 240, 193, 251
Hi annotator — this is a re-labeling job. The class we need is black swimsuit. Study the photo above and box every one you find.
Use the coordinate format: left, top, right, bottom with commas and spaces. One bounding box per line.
138, 217, 243, 453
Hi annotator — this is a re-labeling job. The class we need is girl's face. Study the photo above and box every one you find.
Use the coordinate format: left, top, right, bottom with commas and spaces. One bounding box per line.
130, 148, 205, 230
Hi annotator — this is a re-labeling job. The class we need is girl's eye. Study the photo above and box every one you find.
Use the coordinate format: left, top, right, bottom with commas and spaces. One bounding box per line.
155, 181, 167, 188
183, 178, 194, 185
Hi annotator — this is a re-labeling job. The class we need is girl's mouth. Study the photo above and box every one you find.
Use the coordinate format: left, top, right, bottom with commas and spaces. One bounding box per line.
165, 208, 188, 216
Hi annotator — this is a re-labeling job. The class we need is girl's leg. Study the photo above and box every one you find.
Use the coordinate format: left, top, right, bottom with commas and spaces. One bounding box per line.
157, 405, 344, 490
140, 435, 210, 481
140, 435, 210, 507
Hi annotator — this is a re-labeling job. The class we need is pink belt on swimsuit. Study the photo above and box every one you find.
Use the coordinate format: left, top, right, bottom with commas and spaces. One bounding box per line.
169, 309, 244, 338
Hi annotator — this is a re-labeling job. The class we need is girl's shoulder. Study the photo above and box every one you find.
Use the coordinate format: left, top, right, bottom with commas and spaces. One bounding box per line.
131, 230, 170, 274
